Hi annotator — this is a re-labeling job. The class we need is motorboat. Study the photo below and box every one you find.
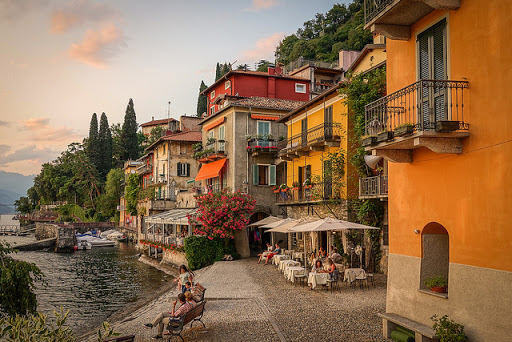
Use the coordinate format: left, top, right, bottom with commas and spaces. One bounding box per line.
76, 234, 115, 247
106, 231, 124, 241
100, 229, 117, 238
77, 241, 92, 250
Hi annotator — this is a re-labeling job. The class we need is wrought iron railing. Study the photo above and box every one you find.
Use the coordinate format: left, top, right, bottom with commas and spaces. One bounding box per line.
312, 82, 336, 93
365, 79, 469, 135
278, 123, 342, 156
205, 140, 226, 154
359, 175, 388, 198
364, 0, 394, 24
247, 139, 279, 152
276, 181, 340, 203
137, 164, 153, 175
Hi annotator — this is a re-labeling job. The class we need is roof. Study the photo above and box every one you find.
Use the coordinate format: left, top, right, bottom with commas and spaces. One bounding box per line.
199, 96, 305, 125
278, 84, 343, 123
140, 118, 178, 127
145, 131, 201, 151
200, 70, 310, 96
145, 208, 196, 225
348, 43, 386, 72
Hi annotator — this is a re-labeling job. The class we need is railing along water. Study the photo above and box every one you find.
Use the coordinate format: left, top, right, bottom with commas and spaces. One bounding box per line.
364, 79, 469, 135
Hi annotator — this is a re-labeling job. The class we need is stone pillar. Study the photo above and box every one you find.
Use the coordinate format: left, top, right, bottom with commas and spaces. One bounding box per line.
55, 227, 76, 253
234, 227, 250, 258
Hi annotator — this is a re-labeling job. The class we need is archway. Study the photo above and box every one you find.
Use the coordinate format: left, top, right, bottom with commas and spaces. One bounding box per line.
249, 211, 270, 253
420, 222, 449, 290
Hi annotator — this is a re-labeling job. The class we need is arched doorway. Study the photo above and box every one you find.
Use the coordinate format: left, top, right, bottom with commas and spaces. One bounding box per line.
420, 222, 449, 290
248, 211, 270, 253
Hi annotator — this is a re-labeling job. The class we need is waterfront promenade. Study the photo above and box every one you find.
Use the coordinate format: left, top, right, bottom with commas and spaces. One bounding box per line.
103, 258, 387, 342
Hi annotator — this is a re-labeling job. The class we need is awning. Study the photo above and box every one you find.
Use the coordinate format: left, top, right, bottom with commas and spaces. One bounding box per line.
251, 114, 279, 121
204, 117, 225, 131
145, 208, 197, 225
195, 158, 227, 181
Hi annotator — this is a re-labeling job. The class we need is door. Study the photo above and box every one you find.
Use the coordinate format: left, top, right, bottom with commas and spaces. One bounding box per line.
418, 19, 447, 129
301, 118, 308, 146
257, 121, 270, 147
324, 105, 333, 140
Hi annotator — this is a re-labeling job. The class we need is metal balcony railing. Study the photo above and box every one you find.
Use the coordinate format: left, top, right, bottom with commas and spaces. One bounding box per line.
365, 79, 469, 135
276, 182, 339, 204
247, 139, 279, 153
364, 0, 394, 24
137, 164, 153, 175
278, 123, 342, 155
312, 82, 336, 93
359, 176, 388, 198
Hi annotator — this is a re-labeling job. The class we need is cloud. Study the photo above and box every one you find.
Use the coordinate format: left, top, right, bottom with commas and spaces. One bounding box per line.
50, 0, 118, 33
244, 0, 280, 12
20, 117, 81, 142
240, 32, 286, 62
68, 23, 126, 68
0, 0, 48, 20
22, 118, 50, 130
0, 144, 11, 155
0, 144, 58, 166
0, 120, 10, 127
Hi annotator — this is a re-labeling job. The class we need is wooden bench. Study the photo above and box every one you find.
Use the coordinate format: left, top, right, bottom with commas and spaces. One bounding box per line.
104, 335, 135, 342
164, 301, 206, 341
378, 312, 439, 342
192, 287, 206, 303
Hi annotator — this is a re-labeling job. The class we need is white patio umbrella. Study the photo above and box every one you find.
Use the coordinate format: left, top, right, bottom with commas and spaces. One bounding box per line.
289, 217, 379, 232
248, 216, 283, 227
261, 218, 296, 229
264, 218, 315, 233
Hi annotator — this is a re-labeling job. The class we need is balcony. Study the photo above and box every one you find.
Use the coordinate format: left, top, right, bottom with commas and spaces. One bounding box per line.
278, 123, 342, 160
364, 0, 460, 40
364, 79, 469, 163
359, 176, 388, 199
247, 139, 279, 156
149, 199, 175, 211
276, 182, 339, 205
194, 140, 227, 163
136, 164, 153, 175
312, 82, 336, 94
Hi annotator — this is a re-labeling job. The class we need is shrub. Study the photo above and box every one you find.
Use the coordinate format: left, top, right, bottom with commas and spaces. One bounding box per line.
184, 236, 239, 270
431, 315, 468, 342
425, 275, 448, 288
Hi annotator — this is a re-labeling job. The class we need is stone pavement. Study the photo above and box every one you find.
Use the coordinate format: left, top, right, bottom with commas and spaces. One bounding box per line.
99, 258, 388, 342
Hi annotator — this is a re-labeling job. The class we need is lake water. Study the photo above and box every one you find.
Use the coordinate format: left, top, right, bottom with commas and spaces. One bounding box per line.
1, 235, 172, 336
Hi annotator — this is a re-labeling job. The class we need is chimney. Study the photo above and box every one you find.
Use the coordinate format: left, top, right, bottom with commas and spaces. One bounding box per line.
267, 66, 276, 75
152, 116, 154, 121
275, 63, 283, 75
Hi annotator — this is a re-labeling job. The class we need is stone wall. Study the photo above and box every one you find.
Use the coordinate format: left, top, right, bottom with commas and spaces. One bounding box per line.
161, 249, 188, 268
55, 227, 76, 253
35, 223, 59, 240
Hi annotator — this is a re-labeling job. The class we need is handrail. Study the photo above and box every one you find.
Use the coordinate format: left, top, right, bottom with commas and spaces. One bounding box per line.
278, 123, 342, 155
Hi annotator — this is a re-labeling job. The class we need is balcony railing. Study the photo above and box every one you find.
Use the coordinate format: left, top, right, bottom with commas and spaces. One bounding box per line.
364, 0, 394, 24
247, 139, 279, 154
359, 176, 388, 199
278, 123, 342, 157
194, 140, 227, 162
276, 182, 339, 204
365, 80, 469, 135
137, 164, 153, 175
312, 82, 336, 93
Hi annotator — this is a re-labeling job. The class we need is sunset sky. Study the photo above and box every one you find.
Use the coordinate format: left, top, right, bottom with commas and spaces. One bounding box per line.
0, 0, 345, 176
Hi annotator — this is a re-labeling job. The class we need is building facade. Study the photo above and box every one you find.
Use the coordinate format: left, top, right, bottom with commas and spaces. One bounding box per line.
364, 0, 512, 340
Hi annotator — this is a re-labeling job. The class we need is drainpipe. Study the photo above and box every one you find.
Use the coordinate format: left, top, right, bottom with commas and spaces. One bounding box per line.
246, 106, 251, 193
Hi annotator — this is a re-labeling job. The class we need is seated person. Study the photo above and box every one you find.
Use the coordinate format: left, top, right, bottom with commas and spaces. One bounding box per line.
324, 258, 336, 276
318, 247, 327, 258
312, 260, 323, 273
144, 293, 192, 339
184, 291, 197, 307
330, 248, 343, 264
257, 243, 273, 264
264, 243, 281, 265
183, 281, 193, 293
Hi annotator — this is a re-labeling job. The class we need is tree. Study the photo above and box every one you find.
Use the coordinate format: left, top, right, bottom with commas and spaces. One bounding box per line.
215, 62, 221, 81
110, 123, 124, 169
97, 168, 124, 221
256, 60, 272, 72
125, 173, 141, 215
221, 62, 230, 76
14, 197, 32, 214
0, 241, 44, 317
236, 64, 250, 70
189, 190, 255, 239
196, 81, 208, 117
87, 113, 100, 169
98, 113, 112, 179
121, 98, 139, 161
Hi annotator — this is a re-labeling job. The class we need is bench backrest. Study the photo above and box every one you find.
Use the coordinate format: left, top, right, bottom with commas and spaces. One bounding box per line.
183, 301, 206, 326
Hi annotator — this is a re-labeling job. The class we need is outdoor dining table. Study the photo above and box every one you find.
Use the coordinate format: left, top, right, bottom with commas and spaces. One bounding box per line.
278, 259, 300, 272
292, 252, 304, 260
273, 254, 289, 265
285, 266, 306, 282
307, 271, 330, 289
344, 268, 366, 283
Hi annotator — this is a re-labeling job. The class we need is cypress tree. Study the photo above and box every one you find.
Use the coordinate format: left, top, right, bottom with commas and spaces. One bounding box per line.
98, 112, 112, 179
215, 62, 221, 81
87, 113, 100, 168
121, 98, 139, 161
196, 81, 208, 117
221, 63, 230, 77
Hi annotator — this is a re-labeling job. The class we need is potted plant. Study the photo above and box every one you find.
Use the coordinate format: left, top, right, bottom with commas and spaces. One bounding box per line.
394, 123, 415, 137
431, 315, 468, 342
425, 275, 448, 293
436, 120, 460, 132
280, 184, 289, 192
361, 135, 377, 147
245, 135, 253, 142
292, 181, 300, 190
377, 130, 394, 142
271, 186, 280, 193
304, 179, 314, 189
279, 135, 285, 141
266, 133, 274, 141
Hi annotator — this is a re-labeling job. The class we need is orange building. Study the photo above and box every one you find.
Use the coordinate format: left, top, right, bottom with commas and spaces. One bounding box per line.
364, 0, 512, 340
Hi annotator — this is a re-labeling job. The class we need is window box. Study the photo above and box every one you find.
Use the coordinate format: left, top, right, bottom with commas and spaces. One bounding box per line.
377, 131, 394, 142
394, 125, 415, 137
435, 120, 460, 133
362, 136, 377, 147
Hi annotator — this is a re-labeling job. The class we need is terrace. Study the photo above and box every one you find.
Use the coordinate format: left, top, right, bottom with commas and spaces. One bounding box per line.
278, 123, 343, 160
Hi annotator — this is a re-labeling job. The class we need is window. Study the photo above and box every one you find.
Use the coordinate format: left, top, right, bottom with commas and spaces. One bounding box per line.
210, 106, 215, 115
257, 121, 270, 147
163, 144, 166, 154
210, 90, 215, 99
177, 162, 190, 177
382, 225, 389, 246
295, 83, 306, 93
225, 80, 231, 89
420, 222, 449, 292
218, 125, 225, 151
252, 164, 276, 186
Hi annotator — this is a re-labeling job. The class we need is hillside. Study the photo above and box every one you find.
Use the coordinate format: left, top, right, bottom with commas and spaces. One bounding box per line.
0, 171, 35, 214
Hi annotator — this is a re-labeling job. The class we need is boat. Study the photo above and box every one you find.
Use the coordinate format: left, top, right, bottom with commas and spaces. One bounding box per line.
76, 234, 116, 247
77, 241, 92, 250
106, 231, 124, 241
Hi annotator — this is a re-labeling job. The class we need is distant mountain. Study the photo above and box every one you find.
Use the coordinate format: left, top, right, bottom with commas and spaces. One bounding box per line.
0, 171, 35, 214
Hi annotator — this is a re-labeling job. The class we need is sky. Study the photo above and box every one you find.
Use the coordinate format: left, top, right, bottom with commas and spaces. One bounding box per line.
0, 0, 347, 176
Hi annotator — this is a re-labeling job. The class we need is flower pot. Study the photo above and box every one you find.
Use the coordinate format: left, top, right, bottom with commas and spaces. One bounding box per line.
273, 190, 280, 194
292, 187, 300, 190
377, 131, 394, 142
394, 125, 415, 137
435, 120, 460, 132
431, 286, 447, 293
362, 136, 377, 147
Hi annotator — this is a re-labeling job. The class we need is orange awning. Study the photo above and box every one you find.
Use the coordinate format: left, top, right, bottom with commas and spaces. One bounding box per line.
195, 158, 227, 181
251, 114, 279, 121
204, 117, 225, 131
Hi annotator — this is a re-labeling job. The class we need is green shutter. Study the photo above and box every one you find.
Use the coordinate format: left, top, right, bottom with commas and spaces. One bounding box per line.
177, 162, 181, 176
186, 163, 190, 177
253, 165, 259, 185
269, 165, 276, 185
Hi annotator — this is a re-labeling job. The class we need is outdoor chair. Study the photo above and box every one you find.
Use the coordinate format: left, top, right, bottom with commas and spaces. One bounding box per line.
294, 270, 308, 287
366, 273, 375, 287
327, 269, 341, 293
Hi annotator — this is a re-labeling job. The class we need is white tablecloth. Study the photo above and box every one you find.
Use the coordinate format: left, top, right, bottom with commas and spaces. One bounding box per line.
344, 268, 366, 283
292, 252, 304, 260
273, 254, 289, 265
279, 259, 300, 272
308, 272, 329, 289
285, 266, 305, 282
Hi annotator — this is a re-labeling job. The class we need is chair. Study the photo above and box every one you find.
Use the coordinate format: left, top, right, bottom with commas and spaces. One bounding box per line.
326, 269, 341, 293
294, 270, 308, 287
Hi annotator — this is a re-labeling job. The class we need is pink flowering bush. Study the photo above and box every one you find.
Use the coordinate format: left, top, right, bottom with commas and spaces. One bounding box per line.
188, 189, 256, 239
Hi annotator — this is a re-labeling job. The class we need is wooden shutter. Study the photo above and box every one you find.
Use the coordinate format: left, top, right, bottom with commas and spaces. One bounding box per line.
186, 163, 190, 177
252, 165, 259, 185
177, 162, 181, 176
269, 165, 276, 186
306, 165, 311, 180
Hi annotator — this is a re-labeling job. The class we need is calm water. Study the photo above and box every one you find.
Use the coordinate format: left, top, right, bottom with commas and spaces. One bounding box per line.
2, 235, 172, 335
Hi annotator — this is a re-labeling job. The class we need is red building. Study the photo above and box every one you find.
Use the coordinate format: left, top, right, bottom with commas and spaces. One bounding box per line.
201, 67, 310, 116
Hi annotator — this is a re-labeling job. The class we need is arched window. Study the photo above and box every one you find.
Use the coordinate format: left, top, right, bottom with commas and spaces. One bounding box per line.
420, 222, 449, 291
